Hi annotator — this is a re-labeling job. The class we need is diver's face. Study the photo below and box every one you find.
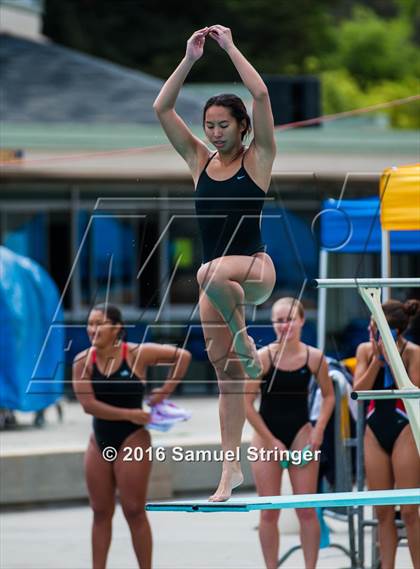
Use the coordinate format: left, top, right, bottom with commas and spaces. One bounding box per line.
204, 105, 244, 152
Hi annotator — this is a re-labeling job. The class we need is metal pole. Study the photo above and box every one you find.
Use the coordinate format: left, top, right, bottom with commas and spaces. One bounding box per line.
381, 229, 391, 302
317, 249, 328, 352
333, 378, 345, 491
356, 400, 365, 568
313, 278, 420, 289
70, 186, 82, 316
157, 188, 170, 322
352, 389, 420, 401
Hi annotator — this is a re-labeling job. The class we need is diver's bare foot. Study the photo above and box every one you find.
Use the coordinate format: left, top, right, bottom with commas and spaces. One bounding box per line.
208, 464, 244, 502
237, 336, 261, 379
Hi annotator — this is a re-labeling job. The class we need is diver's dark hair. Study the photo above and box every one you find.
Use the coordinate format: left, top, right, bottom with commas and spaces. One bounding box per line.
203, 93, 252, 140
91, 303, 126, 340
383, 299, 419, 334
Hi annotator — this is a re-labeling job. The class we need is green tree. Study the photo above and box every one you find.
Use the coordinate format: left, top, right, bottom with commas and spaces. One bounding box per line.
43, 0, 338, 80
328, 6, 419, 87
42, 0, 419, 127
364, 78, 420, 128
321, 69, 366, 114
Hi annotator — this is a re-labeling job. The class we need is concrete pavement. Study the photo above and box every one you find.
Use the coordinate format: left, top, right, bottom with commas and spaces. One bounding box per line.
1, 499, 399, 569
0, 398, 414, 568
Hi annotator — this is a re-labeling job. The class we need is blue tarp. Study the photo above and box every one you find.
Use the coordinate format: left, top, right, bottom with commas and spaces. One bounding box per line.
320, 198, 420, 253
0, 247, 64, 411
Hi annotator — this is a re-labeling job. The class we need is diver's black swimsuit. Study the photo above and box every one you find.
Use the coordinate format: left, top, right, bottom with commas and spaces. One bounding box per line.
259, 346, 313, 449
91, 343, 145, 452
195, 151, 266, 263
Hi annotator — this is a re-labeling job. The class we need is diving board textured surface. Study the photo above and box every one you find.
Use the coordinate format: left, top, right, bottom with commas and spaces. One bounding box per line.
146, 488, 420, 513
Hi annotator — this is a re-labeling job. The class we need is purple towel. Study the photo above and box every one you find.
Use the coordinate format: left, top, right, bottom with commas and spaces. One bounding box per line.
147, 401, 192, 432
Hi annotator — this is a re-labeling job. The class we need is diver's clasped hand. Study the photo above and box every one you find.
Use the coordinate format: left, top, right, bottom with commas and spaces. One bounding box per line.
208, 25, 234, 51
185, 25, 235, 62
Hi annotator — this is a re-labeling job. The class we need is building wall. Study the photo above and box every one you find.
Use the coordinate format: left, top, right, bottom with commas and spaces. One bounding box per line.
1, 176, 418, 370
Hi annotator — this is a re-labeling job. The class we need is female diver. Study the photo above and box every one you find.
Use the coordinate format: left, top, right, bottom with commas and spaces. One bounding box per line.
154, 25, 276, 501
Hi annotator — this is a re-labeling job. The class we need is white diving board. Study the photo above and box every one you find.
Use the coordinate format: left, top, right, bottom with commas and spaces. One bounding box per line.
146, 488, 420, 513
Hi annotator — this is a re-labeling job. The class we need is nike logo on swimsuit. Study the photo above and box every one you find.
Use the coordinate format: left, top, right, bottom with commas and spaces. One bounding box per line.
237, 175, 246, 180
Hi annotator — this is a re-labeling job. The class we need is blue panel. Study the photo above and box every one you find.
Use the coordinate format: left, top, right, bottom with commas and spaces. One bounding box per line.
78, 211, 89, 281
93, 217, 124, 278
320, 198, 420, 253
4, 213, 48, 267
262, 208, 318, 286
78, 212, 136, 300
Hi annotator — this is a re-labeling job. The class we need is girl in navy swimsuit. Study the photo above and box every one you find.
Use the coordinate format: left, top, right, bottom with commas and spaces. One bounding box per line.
354, 299, 419, 569
154, 25, 276, 501
72, 304, 191, 569
245, 298, 334, 569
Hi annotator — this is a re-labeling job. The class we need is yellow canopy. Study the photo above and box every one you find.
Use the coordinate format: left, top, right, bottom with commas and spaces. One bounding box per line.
380, 164, 420, 230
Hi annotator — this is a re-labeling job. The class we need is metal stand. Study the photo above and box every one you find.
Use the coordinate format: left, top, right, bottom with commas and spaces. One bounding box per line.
356, 401, 366, 568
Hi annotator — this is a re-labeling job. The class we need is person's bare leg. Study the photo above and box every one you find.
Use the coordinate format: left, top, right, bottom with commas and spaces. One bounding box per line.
251, 435, 283, 569
200, 292, 245, 501
197, 254, 275, 379
392, 426, 420, 569
364, 427, 397, 569
84, 437, 116, 569
115, 429, 153, 569
204, 275, 260, 377
211, 360, 246, 501
289, 425, 320, 569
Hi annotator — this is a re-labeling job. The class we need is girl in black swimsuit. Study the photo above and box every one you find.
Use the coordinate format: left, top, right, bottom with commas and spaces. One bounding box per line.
245, 298, 334, 569
154, 25, 276, 501
354, 299, 420, 569
72, 304, 191, 569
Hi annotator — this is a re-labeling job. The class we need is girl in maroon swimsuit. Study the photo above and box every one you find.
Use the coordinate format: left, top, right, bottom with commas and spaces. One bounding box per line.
354, 299, 420, 569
